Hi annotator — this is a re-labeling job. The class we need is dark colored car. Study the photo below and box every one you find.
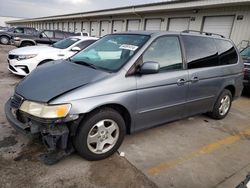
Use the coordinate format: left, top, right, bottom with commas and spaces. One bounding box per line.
13, 30, 79, 47
240, 46, 250, 93
0, 27, 38, 45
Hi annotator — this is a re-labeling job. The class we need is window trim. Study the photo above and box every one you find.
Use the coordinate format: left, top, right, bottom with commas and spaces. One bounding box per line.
126, 34, 185, 76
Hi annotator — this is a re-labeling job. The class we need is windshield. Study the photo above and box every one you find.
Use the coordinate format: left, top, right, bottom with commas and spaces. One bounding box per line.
241, 46, 250, 58
70, 34, 150, 72
52, 38, 80, 49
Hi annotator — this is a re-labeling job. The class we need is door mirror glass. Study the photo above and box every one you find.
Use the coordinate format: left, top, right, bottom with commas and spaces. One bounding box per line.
71, 46, 81, 52
140, 61, 160, 74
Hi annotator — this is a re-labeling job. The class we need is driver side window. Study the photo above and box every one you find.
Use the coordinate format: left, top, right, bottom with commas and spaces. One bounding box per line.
142, 36, 183, 72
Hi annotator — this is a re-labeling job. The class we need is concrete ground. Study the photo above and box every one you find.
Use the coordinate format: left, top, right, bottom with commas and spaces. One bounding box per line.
0, 44, 250, 188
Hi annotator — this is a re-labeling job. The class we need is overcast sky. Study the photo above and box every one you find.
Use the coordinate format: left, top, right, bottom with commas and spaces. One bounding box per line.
0, 0, 169, 18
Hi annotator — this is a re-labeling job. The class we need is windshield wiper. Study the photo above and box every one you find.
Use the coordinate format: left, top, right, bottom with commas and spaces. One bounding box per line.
71, 60, 97, 70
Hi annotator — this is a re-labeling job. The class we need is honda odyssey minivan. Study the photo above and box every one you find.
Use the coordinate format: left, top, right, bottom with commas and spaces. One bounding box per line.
5, 31, 243, 164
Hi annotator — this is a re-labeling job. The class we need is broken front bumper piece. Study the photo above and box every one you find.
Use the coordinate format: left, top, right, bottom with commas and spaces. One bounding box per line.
4, 99, 75, 164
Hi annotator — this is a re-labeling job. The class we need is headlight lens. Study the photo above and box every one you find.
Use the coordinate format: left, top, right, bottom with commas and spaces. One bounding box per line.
20, 101, 71, 119
17, 54, 37, 61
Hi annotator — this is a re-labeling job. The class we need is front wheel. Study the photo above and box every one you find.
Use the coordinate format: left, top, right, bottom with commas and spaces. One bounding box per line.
74, 108, 126, 161
207, 89, 232, 119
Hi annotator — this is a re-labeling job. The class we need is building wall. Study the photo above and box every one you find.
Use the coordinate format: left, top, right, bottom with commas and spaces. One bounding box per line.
0, 16, 22, 27
9, 5, 250, 46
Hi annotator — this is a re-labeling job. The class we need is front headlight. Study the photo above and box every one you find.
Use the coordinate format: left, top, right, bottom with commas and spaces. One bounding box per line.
20, 101, 71, 119
17, 54, 37, 61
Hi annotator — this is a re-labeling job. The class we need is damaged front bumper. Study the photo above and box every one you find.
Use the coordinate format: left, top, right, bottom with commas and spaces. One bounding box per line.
4, 99, 76, 151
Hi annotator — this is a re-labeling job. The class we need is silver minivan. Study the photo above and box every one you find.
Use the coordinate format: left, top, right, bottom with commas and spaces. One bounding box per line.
5, 31, 243, 164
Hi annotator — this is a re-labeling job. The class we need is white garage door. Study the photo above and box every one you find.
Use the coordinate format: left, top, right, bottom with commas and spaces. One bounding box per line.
90, 21, 99, 37
75, 22, 82, 33
168, 18, 190, 32
112, 20, 123, 33
82, 22, 89, 33
58, 22, 63, 31
63, 22, 68, 31
145, 19, 162, 31
100, 21, 110, 36
68, 22, 74, 32
127, 20, 140, 31
202, 16, 234, 38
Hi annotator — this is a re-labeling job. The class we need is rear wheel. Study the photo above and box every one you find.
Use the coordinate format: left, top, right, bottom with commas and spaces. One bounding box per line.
207, 89, 232, 119
0, 36, 9, 45
74, 108, 126, 161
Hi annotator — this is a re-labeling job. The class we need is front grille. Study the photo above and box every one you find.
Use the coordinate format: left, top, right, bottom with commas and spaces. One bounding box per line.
8, 54, 18, 60
10, 94, 23, 109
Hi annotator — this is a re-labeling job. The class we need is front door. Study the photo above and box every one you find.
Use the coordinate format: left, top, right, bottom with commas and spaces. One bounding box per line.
135, 36, 188, 131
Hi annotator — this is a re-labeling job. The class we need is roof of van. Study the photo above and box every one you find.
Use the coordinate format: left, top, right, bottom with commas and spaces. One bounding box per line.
115, 30, 228, 39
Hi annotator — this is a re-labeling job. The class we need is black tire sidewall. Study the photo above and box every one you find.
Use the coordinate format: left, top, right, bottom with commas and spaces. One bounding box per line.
74, 108, 126, 161
211, 89, 232, 119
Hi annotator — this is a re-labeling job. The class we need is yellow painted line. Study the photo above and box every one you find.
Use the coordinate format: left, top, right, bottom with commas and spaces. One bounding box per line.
148, 128, 250, 176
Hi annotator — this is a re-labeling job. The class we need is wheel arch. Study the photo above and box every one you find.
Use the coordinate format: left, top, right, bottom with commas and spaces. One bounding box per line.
80, 103, 132, 134
224, 85, 235, 99
38, 59, 54, 66
20, 40, 36, 46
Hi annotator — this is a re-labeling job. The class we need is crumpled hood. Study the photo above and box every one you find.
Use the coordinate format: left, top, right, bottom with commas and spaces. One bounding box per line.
9, 46, 59, 55
15, 60, 109, 102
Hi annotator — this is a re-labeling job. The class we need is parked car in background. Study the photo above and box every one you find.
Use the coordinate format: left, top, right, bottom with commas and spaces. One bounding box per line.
5, 31, 243, 164
0, 27, 38, 45
240, 46, 250, 93
0, 26, 10, 32
12, 29, 80, 47
8, 36, 98, 76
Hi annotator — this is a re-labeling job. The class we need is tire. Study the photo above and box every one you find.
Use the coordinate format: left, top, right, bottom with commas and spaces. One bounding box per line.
207, 89, 232, 120
74, 108, 126, 161
0, 36, 10, 45
20, 42, 34, 47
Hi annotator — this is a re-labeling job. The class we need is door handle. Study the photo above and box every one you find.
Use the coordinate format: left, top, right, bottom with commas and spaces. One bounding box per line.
176, 78, 186, 86
190, 76, 199, 83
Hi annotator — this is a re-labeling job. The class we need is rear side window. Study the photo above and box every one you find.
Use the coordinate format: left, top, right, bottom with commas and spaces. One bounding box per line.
182, 35, 219, 69
215, 39, 238, 65
75, 40, 96, 50
55, 31, 65, 38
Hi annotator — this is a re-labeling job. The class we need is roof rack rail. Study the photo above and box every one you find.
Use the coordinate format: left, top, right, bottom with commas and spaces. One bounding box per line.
181, 30, 225, 38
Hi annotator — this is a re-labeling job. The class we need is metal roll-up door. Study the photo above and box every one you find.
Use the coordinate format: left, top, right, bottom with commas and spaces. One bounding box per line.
127, 19, 140, 31
68, 22, 74, 32
90, 21, 99, 37
58, 22, 63, 31
82, 22, 89, 33
168, 18, 190, 32
75, 22, 82, 33
145, 18, 162, 30
202, 16, 235, 38
63, 22, 68, 31
112, 20, 123, 33
100, 21, 110, 36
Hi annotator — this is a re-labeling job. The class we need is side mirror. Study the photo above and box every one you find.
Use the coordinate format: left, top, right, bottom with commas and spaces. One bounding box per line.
140, 61, 160, 74
71, 46, 81, 52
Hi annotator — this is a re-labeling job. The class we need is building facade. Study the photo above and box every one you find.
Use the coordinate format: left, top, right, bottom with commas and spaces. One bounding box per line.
6, 0, 250, 47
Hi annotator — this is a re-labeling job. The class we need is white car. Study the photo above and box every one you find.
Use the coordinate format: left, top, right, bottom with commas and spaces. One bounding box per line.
7, 36, 98, 76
